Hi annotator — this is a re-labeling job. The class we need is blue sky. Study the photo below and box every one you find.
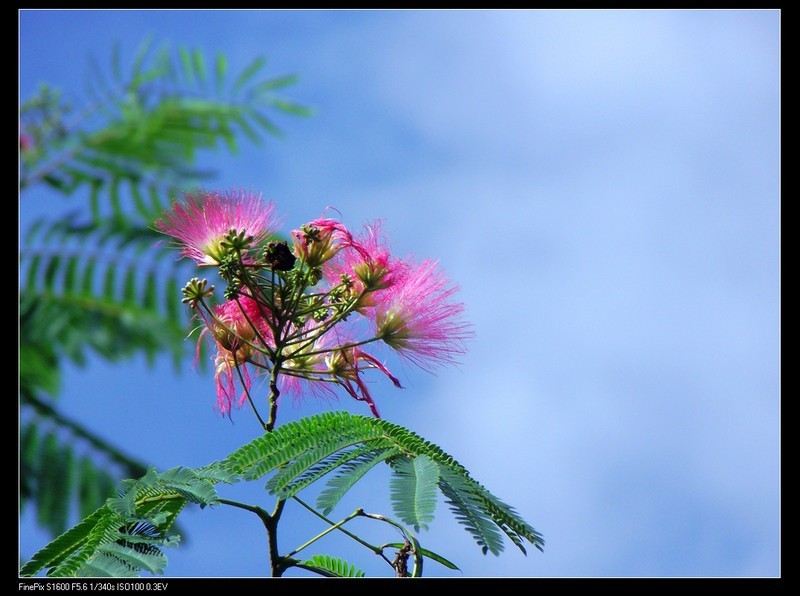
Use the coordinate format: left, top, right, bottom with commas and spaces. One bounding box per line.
19, 9, 780, 577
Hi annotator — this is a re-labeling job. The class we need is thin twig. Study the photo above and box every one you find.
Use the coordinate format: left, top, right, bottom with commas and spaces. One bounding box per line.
292, 496, 394, 567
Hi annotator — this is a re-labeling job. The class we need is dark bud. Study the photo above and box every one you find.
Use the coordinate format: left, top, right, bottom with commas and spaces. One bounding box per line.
264, 241, 297, 271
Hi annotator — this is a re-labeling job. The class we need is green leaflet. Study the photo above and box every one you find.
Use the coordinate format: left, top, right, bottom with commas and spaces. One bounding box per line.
253, 74, 299, 93
438, 467, 505, 556
84, 542, 167, 576
75, 554, 139, 578
265, 442, 393, 499
390, 455, 439, 532
21, 507, 111, 577
78, 457, 108, 520
179, 46, 195, 86
130, 34, 155, 83
316, 448, 397, 515
263, 96, 314, 117
230, 111, 261, 144
232, 56, 266, 95
20, 423, 41, 506
36, 433, 70, 534
215, 53, 227, 94
19, 341, 60, 398
112, 467, 221, 516
299, 555, 365, 578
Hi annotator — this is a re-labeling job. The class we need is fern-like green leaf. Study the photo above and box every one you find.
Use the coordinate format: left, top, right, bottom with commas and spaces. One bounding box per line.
75, 554, 139, 578
21, 465, 220, 577
178, 46, 195, 86
266, 443, 391, 500
20, 506, 110, 577
299, 555, 365, 578
21, 41, 307, 229
192, 49, 207, 86
20, 422, 41, 506
215, 52, 227, 94
390, 455, 440, 532
264, 96, 314, 116
78, 457, 106, 520
21, 393, 147, 537
316, 448, 397, 515
223, 411, 544, 556
36, 433, 61, 532
470, 485, 544, 555
154, 466, 222, 507
21, 216, 193, 370
122, 264, 137, 305
130, 34, 155, 83
438, 467, 505, 556
254, 74, 299, 93
93, 541, 168, 575
193, 462, 240, 485
232, 56, 265, 95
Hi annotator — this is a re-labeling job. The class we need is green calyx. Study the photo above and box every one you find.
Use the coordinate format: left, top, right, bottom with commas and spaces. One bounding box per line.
181, 278, 215, 306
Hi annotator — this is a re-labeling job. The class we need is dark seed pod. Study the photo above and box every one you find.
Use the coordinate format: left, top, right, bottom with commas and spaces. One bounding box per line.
264, 240, 297, 271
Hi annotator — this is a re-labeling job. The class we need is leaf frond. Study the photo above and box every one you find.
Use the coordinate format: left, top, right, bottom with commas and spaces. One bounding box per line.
223, 412, 543, 555
298, 555, 365, 578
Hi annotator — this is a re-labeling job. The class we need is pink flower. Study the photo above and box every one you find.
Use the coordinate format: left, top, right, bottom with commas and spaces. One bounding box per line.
197, 295, 273, 414
291, 217, 361, 267
279, 323, 403, 418
373, 259, 472, 370
325, 346, 403, 418
155, 189, 280, 266
213, 351, 252, 415
324, 221, 408, 300
278, 324, 339, 402
207, 295, 273, 354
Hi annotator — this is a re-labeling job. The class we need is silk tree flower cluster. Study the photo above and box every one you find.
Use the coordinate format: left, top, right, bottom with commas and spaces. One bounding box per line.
156, 188, 472, 428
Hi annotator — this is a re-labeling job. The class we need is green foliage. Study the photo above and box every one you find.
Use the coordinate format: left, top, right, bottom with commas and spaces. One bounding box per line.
20, 397, 145, 538
438, 467, 505, 556
21, 215, 191, 373
264, 444, 393, 500
24, 412, 542, 577
298, 555, 365, 578
20, 36, 310, 543
20, 466, 224, 577
224, 411, 545, 556
20, 38, 311, 217
389, 455, 440, 533
316, 449, 396, 516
